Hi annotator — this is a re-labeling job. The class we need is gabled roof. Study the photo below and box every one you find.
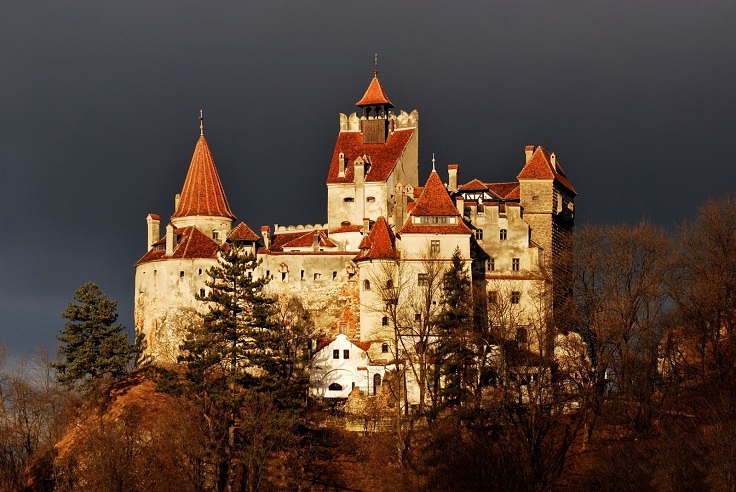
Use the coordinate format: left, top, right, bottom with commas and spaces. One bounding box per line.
458, 179, 489, 192
356, 74, 394, 107
172, 135, 235, 220
281, 230, 337, 249
399, 171, 472, 235
227, 222, 260, 242
354, 216, 399, 261
410, 171, 462, 216
135, 226, 219, 265
487, 182, 520, 200
517, 146, 576, 195
326, 128, 415, 184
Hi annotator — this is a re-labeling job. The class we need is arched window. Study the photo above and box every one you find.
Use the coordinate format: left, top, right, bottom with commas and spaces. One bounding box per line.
363, 279, 371, 290
373, 374, 382, 395
382, 316, 389, 326
386, 279, 393, 289
328, 383, 343, 391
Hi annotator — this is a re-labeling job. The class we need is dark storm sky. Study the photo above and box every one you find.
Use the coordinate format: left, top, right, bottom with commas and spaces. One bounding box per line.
2, 1, 735, 358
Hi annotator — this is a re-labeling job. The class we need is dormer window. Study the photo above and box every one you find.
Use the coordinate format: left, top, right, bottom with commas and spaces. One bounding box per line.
212, 230, 219, 241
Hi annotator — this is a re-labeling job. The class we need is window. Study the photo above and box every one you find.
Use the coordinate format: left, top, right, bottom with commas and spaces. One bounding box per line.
516, 326, 528, 345
301, 270, 305, 280
475, 229, 483, 240
382, 316, 389, 326
488, 291, 498, 304
363, 279, 371, 290
343, 349, 350, 359
281, 272, 287, 282
333, 271, 337, 280
366, 196, 376, 203
200, 288, 205, 297
180, 271, 184, 277
333, 349, 340, 359
266, 270, 270, 278
212, 230, 219, 241
339, 323, 348, 335
512, 258, 520, 271
343, 197, 354, 202
314, 273, 321, 280
386, 279, 393, 289
431, 240, 440, 254
198, 268, 203, 275
328, 382, 342, 391
511, 291, 521, 304
415, 313, 421, 322
417, 273, 427, 286
500, 229, 507, 240
382, 342, 389, 353
487, 258, 495, 271
373, 374, 382, 395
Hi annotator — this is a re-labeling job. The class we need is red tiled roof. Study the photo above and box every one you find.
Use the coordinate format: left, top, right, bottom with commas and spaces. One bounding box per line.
458, 179, 489, 191
281, 230, 336, 249
354, 341, 371, 352
227, 222, 260, 242
409, 171, 461, 216
135, 226, 219, 265
517, 147, 576, 194
355, 74, 394, 107
487, 182, 520, 200
147, 213, 160, 220
326, 129, 415, 184
354, 216, 399, 261
329, 224, 363, 234
172, 136, 235, 220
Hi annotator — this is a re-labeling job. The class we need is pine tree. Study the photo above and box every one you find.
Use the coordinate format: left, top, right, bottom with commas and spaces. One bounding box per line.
433, 248, 474, 408
54, 282, 133, 392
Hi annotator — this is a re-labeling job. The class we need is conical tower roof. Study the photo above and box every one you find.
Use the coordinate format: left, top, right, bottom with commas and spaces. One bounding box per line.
356, 72, 394, 108
172, 135, 235, 219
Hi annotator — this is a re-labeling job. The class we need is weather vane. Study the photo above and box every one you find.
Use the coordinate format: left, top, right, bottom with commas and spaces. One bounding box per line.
199, 109, 204, 136
374, 53, 378, 76
432, 153, 436, 172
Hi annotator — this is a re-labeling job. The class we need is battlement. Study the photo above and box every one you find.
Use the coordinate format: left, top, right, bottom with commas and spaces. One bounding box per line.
339, 110, 418, 132
274, 223, 328, 232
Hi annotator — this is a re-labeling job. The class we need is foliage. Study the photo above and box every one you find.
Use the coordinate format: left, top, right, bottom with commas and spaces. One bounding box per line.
53, 282, 133, 392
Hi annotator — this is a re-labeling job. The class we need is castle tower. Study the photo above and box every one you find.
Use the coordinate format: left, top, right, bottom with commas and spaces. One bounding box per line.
326, 66, 419, 231
517, 146, 576, 320
170, 119, 235, 241
134, 120, 235, 363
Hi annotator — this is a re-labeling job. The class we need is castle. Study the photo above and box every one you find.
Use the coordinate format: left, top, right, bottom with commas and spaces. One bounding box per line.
134, 68, 576, 400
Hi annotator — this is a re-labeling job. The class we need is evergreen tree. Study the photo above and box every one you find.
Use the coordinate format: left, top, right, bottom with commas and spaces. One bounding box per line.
54, 282, 133, 392
433, 248, 474, 408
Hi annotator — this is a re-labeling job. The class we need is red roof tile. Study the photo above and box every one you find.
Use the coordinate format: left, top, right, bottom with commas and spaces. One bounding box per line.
517, 146, 576, 194
458, 179, 489, 191
329, 224, 363, 234
355, 74, 394, 107
281, 230, 336, 249
147, 213, 160, 220
487, 182, 520, 200
227, 222, 260, 242
409, 171, 461, 216
326, 128, 415, 184
354, 216, 399, 261
135, 226, 219, 265
172, 136, 235, 220
399, 223, 472, 235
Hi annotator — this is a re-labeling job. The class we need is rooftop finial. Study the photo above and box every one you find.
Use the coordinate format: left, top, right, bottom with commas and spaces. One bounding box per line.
432, 153, 436, 172
374, 52, 378, 76
199, 109, 204, 136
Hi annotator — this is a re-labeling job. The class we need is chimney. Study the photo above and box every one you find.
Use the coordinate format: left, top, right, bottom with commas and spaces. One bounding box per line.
146, 214, 160, 251
174, 193, 181, 211
448, 164, 458, 191
550, 152, 557, 170
312, 231, 320, 251
456, 196, 464, 215
338, 152, 346, 176
525, 146, 534, 164
394, 183, 406, 228
260, 225, 270, 249
354, 157, 365, 185
165, 223, 175, 256
363, 218, 371, 234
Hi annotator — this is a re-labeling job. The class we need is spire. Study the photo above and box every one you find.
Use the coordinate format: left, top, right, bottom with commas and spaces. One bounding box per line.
432, 153, 436, 172
199, 109, 204, 136
172, 129, 235, 220
356, 55, 394, 108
